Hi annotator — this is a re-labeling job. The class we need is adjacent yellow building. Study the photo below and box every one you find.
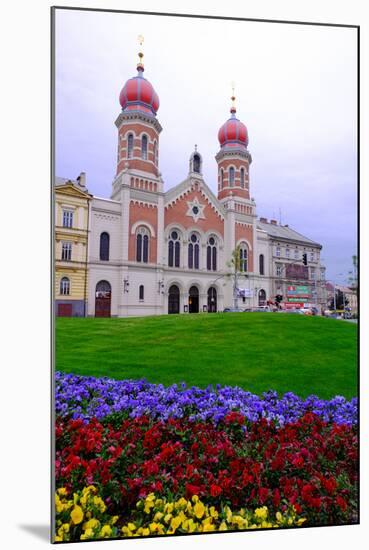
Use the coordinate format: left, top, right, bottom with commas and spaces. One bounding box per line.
54, 173, 92, 316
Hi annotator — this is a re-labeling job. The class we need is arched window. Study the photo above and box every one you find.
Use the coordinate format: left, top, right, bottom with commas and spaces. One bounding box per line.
239, 243, 248, 272
259, 253, 264, 275
141, 135, 148, 160
229, 167, 235, 187
60, 277, 70, 295
207, 236, 217, 271
193, 154, 201, 173
168, 230, 181, 267
220, 169, 224, 189
188, 233, 200, 269
127, 133, 134, 158
99, 232, 110, 261
139, 285, 144, 301
136, 226, 150, 263
153, 141, 157, 165
240, 167, 245, 188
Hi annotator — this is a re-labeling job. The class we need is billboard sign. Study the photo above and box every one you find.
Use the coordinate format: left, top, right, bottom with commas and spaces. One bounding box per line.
285, 264, 309, 280
287, 285, 311, 301
237, 288, 252, 297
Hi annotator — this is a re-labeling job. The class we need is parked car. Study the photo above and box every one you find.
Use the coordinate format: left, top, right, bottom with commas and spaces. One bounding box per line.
284, 309, 305, 315
250, 306, 273, 313
223, 308, 244, 313
300, 308, 313, 315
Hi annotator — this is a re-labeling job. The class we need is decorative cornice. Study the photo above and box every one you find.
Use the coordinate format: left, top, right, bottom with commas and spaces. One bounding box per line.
215, 148, 252, 164
115, 111, 162, 133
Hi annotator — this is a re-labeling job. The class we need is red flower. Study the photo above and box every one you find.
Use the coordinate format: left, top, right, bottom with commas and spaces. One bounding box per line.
185, 484, 202, 499
210, 484, 222, 497
336, 496, 347, 512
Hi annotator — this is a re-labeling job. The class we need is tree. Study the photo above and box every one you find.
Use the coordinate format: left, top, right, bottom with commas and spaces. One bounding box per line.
225, 245, 249, 309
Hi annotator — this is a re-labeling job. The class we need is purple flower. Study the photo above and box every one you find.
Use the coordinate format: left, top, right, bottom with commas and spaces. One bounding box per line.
54, 371, 357, 426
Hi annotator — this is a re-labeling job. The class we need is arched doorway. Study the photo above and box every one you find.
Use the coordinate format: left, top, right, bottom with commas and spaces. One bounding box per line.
258, 289, 266, 306
207, 287, 217, 313
95, 280, 111, 317
168, 285, 180, 314
189, 286, 199, 313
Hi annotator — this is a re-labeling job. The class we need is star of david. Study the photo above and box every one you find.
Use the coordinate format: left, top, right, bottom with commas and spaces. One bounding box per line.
186, 197, 206, 223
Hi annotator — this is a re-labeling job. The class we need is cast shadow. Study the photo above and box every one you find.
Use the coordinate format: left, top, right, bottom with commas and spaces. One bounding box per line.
18, 524, 50, 542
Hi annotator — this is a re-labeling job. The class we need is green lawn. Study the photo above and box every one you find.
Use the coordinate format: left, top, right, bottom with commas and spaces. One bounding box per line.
55, 313, 358, 399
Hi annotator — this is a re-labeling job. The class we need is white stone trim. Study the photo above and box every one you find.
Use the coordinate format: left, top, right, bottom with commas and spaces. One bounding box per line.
131, 220, 156, 238
236, 237, 253, 251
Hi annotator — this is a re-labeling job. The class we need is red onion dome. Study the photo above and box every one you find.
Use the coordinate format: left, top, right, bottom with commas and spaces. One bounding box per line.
218, 107, 248, 149
119, 65, 159, 116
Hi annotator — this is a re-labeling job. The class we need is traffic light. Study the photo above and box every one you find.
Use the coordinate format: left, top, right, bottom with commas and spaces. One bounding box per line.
302, 253, 307, 266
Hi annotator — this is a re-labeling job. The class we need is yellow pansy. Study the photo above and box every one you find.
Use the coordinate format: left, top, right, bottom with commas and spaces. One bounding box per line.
83, 518, 99, 531
57, 523, 70, 536
219, 521, 228, 531
170, 515, 182, 531
209, 506, 218, 519
70, 505, 84, 525
80, 528, 94, 540
127, 522, 137, 531
176, 497, 187, 508
121, 526, 133, 537
57, 488, 67, 496
254, 506, 268, 521
100, 525, 112, 538
164, 513, 172, 524
193, 501, 205, 519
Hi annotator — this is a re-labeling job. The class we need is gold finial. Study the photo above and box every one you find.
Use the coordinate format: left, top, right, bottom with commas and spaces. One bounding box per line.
137, 34, 144, 69
230, 81, 236, 112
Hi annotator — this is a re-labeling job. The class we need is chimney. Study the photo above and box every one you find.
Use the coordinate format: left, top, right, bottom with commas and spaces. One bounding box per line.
77, 171, 86, 188
270, 219, 277, 225
259, 217, 268, 223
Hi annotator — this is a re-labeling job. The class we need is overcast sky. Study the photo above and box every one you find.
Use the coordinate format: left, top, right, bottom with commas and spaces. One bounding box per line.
55, 8, 357, 283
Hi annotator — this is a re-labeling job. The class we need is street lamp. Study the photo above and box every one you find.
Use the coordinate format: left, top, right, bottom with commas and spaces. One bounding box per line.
123, 278, 130, 293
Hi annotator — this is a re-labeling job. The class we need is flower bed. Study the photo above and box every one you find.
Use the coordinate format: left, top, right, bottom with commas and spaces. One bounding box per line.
54, 372, 358, 541
55, 372, 357, 425
55, 487, 306, 542
55, 412, 357, 538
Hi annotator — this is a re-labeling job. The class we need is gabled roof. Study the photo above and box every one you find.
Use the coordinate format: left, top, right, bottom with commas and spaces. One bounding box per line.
164, 177, 226, 219
257, 220, 321, 247
55, 177, 92, 198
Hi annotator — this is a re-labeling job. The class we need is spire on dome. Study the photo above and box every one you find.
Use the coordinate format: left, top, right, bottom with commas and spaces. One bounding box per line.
119, 35, 160, 116
230, 81, 236, 116
137, 34, 144, 74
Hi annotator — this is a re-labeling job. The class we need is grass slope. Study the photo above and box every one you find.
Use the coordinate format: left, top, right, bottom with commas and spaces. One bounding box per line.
55, 313, 357, 399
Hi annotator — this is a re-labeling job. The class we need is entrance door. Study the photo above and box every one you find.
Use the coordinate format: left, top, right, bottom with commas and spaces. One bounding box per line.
189, 286, 199, 313
207, 287, 217, 313
58, 303, 72, 317
95, 280, 111, 317
258, 289, 266, 306
168, 285, 180, 314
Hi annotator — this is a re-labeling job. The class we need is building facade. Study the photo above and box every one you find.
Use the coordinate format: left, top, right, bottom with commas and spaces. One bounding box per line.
55, 49, 327, 317
54, 174, 92, 316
